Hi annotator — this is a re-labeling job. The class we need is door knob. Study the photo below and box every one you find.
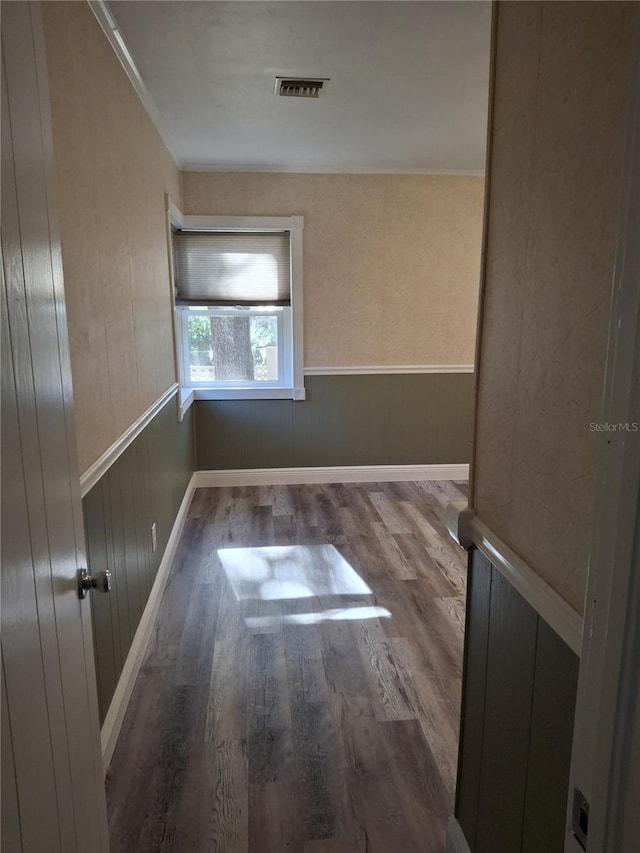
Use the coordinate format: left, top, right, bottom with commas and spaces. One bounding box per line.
77, 568, 112, 599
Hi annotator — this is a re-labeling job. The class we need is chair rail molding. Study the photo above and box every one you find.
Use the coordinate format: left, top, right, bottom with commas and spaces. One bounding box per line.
447, 504, 583, 656
303, 364, 474, 375
80, 383, 179, 498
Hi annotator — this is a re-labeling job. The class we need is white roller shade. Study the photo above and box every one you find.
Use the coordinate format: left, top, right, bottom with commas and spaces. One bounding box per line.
174, 231, 291, 305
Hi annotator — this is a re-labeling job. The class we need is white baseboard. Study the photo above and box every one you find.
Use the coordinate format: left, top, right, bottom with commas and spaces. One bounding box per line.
100, 473, 196, 773
446, 817, 472, 853
193, 464, 469, 488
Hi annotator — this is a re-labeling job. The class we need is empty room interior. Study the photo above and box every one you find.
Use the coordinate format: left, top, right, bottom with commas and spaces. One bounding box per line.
2, 2, 639, 853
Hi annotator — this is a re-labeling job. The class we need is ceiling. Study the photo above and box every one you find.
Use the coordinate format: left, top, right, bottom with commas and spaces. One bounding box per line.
107, 1, 491, 174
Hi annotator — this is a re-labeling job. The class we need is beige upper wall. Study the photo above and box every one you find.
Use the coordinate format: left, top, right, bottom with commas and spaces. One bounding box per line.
183, 172, 484, 368
473, 1, 636, 613
43, 2, 181, 474
41, 2, 484, 471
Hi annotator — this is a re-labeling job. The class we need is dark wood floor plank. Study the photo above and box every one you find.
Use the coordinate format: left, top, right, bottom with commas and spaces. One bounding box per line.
381, 718, 451, 851
393, 531, 458, 596
399, 580, 464, 685
319, 619, 371, 698
205, 581, 250, 744
368, 490, 414, 534
356, 617, 416, 722
285, 625, 337, 841
371, 521, 418, 580
199, 739, 249, 853
107, 480, 468, 852
328, 693, 422, 853
247, 632, 294, 786
390, 636, 460, 795
249, 781, 302, 853
398, 501, 466, 594
304, 839, 361, 853
174, 577, 221, 686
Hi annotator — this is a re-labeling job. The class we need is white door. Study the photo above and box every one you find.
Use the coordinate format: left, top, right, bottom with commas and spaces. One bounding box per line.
1, 3, 109, 851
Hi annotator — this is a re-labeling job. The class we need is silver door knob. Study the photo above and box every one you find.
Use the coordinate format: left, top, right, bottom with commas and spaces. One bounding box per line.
77, 568, 112, 599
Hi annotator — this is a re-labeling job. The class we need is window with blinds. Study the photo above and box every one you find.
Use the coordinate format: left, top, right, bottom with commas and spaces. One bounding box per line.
173, 230, 291, 306
169, 212, 304, 403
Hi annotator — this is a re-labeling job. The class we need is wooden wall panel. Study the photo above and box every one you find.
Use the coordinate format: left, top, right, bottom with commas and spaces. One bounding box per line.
104, 467, 132, 669
85, 482, 119, 722
475, 571, 538, 852
455, 551, 492, 845
473, 1, 637, 613
42, 2, 182, 474
455, 549, 579, 853
1, 659, 22, 853
84, 401, 194, 723
521, 621, 579, 853
183, 172, 484, 369
195, 373, 474, 470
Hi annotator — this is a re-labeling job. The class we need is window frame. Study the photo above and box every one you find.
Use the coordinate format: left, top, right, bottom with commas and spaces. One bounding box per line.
167, 204, 305, 409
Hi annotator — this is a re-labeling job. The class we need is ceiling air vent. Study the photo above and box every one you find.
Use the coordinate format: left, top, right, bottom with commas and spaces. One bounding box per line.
274, 77, 329, 98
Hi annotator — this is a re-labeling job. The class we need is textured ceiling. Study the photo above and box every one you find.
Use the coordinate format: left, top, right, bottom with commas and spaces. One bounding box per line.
108, 1, 491, 173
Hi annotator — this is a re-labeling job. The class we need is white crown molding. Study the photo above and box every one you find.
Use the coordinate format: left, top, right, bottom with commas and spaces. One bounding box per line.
87, 1, 183, 170
80, 383, 179, 498
100, 473, 196, 771
182, 163, 486, 176
304, 365, 474, 376
194, 464, 469, 488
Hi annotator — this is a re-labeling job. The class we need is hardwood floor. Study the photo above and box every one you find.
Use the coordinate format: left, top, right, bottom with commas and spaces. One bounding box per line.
106, 480, 468, 853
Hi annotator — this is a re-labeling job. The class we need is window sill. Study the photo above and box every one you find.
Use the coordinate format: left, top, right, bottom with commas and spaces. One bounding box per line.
179, 386, 305, 416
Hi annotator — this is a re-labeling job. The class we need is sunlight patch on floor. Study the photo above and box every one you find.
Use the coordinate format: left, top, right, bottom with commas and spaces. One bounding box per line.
244, 605, 391, 629
218, 544, 372, 601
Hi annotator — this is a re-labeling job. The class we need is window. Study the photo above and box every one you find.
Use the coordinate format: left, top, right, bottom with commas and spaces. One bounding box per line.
179, 306, 291, 388
169, 211, 304, 405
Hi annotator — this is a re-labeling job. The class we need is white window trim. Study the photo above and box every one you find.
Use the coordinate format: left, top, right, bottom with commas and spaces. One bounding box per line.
168, 208, 305, 413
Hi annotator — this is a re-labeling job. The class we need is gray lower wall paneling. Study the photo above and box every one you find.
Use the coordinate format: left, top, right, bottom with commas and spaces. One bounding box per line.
456, 549, 579, 853
455, 551, 492, 841
83, 400, 194, 723
521, 621, 580, 853
195, 373, 474, 470
475, 571, 538, 851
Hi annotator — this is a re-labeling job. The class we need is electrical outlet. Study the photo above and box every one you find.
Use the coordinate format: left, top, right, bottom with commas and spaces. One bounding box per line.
151, 522, 157, 553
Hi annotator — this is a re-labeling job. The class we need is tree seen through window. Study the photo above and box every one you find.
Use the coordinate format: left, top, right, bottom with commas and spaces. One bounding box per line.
187, 313, 278, 382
